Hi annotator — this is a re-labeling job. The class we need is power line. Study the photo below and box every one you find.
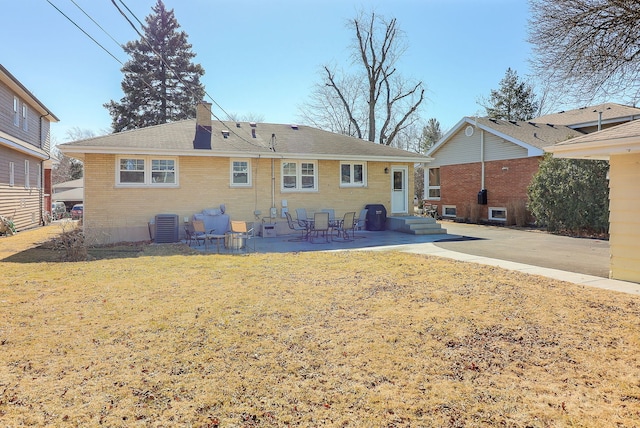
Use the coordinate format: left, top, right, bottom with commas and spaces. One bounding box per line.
45, 0, 124, 65
69, 0, 123, 49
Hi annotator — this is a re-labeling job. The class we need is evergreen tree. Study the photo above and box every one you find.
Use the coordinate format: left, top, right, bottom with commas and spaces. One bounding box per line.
105, 0, 205, 132
528, 154, 609, 234
483, 68, 538, 121
420, 118, 442, 153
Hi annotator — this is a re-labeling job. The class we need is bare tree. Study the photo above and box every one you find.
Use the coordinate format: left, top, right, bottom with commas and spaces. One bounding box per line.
299, 11, 425, 146
52, 128, 94, 184
529, 0, 640, 104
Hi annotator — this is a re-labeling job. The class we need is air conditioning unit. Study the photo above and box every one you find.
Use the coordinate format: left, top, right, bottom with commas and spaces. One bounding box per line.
155, 214, 179, 243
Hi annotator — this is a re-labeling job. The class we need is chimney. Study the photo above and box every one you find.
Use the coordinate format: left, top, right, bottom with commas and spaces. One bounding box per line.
193, 101, 212, 149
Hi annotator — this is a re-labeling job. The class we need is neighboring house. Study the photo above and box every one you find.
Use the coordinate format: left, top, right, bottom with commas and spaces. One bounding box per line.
0, 64, 59, 231
59, 102, 430, 244
52, 177, 84, 210
546, 120, 640, 283
425, 103, 640, 223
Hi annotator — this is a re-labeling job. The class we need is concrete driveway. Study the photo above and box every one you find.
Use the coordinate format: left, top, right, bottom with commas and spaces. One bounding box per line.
432, 222, 610, 278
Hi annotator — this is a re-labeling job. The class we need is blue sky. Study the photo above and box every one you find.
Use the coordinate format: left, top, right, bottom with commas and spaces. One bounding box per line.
4, 0, 532, 144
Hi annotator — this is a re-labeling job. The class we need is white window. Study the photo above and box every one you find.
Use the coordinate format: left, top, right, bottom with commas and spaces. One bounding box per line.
13, 97, 20, 127
22, 105, 28, 132
489, 207, 507, 222
442, 205, 456, 218
281, 160, 317, 191
24, 160, 30, 188
340, 162, 366, 187
116, 157, 177, 186
230, 159, 251, 187
151, 159, 176, 184
9, 162, 14, 186
427, 168, 441, 200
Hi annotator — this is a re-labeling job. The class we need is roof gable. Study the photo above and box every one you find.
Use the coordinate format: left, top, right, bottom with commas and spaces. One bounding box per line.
427, 117, 580, 161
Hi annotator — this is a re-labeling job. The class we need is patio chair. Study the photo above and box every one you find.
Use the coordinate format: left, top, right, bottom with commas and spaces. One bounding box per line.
355, 208, 368, 232
335, 211, 356, 241
285, 211, 307, 241
310, 211, 331, 243
190, 220, 208, 247
321, 209, 336, 225
229, 220, 255, 254
295, 208, 310, 224
184, 226, 199, 247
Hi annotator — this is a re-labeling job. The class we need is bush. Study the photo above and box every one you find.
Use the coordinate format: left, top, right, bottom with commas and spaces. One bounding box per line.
528, 154, 609, 234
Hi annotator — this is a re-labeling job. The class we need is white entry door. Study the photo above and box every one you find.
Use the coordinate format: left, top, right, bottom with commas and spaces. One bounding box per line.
391, 166, 408, 214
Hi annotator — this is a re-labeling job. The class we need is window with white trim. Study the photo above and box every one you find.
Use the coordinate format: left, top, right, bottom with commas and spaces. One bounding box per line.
427, 167, 441, 199
13, 97, 20, 127
24, 160, 30, 188
230, 159, 251, 187
116, 156, 178, 186
340, 162, 366, 187
442, 205, 456, 218
281, 160, 317, 191
151, 159, 175, 184
22, 105, 28, 131
489, 207, 507, 222
9, 162, 14, 187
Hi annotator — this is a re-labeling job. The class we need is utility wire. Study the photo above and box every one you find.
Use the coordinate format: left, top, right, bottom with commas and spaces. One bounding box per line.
69, 0, 123, 49
45, 0, 124, 65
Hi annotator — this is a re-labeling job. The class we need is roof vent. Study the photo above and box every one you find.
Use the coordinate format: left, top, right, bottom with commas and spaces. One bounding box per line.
221, 130, 230, 139
546, 123, 554, 127
528, 122, 538, 127
250, 122, 257, 128
489, 118, 497, 123
509, 120, 517, 125
236, 122, 241, 128
291, 124, 299, 130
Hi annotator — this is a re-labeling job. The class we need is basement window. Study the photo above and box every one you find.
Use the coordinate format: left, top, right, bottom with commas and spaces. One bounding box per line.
489, 207, 507, 222
442, 205, 456, 218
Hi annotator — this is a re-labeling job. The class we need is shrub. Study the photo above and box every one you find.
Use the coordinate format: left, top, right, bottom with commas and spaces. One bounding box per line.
528, 154, 609, 234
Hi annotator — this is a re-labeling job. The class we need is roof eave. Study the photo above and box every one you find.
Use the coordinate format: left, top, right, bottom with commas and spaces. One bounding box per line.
57, 145, 432, 163
545, 137, 640, 160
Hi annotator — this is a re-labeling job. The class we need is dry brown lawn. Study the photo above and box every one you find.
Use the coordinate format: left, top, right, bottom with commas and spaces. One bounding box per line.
1, 227, 639, 427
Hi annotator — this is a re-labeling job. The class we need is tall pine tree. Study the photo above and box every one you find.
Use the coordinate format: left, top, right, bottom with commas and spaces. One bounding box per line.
105, 0, 205, 132
483, 68, 538, 121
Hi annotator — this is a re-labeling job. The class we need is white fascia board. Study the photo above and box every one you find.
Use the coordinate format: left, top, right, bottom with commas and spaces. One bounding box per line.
545, 138, 640, 160
58, 145, 432, 163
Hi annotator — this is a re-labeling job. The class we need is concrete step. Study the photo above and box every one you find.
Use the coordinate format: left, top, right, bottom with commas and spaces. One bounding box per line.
386, 216, 447, 235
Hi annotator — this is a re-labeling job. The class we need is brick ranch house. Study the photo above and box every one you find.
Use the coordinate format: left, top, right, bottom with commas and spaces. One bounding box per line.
425, 103, 640, 224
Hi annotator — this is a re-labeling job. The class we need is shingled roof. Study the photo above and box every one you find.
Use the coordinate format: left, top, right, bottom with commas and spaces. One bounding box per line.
532, 102, 640, 128
59, 119, 431, 163
428, 116, 582, 158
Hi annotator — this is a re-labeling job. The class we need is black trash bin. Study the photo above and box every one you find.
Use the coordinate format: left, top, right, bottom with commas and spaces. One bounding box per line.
365, 204, 387, 231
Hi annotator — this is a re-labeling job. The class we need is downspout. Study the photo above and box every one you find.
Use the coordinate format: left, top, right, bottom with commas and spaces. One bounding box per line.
39, 112, 52, 226
480, 128, 485, 190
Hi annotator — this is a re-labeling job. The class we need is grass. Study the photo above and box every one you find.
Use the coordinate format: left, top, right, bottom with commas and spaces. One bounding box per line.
1, 227, 639, 426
